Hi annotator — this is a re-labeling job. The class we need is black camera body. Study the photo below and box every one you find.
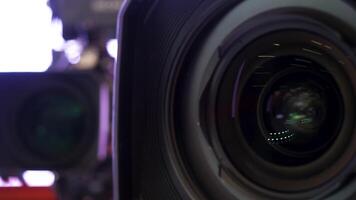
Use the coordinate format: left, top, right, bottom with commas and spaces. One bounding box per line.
114, 0, 356, 199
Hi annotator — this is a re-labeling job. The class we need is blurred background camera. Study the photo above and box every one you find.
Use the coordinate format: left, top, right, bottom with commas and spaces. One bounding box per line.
0, 0, 121, 199
0, 72, 107, 171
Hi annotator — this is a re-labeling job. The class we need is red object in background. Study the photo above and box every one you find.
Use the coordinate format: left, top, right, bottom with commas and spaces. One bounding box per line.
0, 187, 57, 200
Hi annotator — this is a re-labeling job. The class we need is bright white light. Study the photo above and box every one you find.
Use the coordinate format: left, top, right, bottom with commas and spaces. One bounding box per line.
106, 39, 118, 59
0, 177, 23, 187
0, 0, 53, 72
51, 18, 66, 52
23, 170, 56, 187
64, 39, 84, 64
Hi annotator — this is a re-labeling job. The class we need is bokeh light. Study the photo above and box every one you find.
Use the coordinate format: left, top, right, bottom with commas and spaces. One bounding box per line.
23, 171, 56, 187
0, 0, 56, 72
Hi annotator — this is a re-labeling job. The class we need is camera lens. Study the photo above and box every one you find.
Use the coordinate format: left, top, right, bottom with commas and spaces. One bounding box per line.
214, 30, 348, 166
19, 92, 88, 160
260, 70, 341, 158
207, 28, 354, 193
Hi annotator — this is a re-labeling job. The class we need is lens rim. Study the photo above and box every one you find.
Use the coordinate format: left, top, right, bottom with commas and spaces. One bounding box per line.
173, 15, 356, 198
167, 2, 356, 199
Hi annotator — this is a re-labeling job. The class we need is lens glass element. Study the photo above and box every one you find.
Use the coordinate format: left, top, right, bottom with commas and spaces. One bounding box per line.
233, 54, 345, 165
260, 71, 339, 157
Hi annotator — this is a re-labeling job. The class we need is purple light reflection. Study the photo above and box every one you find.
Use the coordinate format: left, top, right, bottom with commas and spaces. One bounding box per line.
0, 177, 23, 188
97, 83, 110, 160
232, 62, 246, 118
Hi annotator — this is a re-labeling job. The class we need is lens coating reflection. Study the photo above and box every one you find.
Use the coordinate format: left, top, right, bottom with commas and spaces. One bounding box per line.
236, 55, 344, 164
261, 71, 337, 157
